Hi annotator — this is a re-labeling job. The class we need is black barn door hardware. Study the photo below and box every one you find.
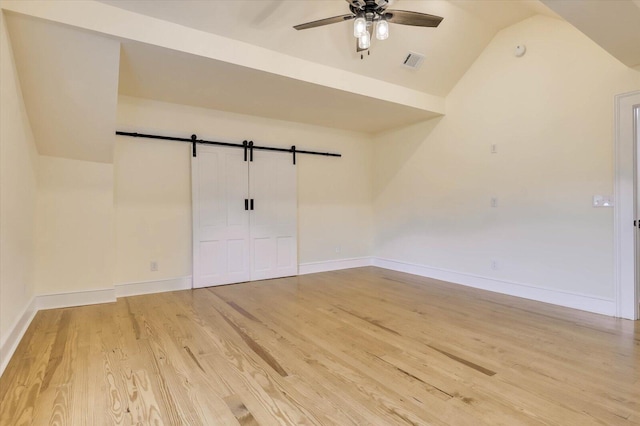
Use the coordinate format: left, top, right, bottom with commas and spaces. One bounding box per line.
116, 131, 341, 164
244, 199, 255, 211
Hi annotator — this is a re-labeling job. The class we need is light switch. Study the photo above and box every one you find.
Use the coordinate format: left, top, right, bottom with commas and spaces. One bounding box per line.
593, 195, 614, 207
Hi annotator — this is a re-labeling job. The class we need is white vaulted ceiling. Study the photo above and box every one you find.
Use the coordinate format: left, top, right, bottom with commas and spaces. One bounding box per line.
99, 0, 558, 97
541, 0, 640, 68
3, 0, 638, 163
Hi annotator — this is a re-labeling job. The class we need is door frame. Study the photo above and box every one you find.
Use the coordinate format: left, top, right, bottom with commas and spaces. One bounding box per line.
614, 90, 640, 320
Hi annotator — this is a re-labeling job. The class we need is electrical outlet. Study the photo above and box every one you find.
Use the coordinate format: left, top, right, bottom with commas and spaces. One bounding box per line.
150, 261, 158, 272
335, 246, 341, 254
491, 260, 499, 270
491, 144, 498, 154
491, 197, 498, 208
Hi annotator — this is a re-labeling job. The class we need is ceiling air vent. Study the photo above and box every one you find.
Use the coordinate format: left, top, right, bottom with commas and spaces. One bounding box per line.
402, 52, 425, 70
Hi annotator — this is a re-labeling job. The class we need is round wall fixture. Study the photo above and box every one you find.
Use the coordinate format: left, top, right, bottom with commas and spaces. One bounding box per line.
514, 44, 527, 57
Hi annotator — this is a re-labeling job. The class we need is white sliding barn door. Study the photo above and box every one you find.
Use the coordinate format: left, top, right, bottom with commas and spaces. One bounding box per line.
249, 151, 298, 281
192, 146, 250, 287
192, 145, 298, 288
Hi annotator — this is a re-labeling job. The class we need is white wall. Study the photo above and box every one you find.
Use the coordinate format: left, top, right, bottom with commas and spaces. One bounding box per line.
113, 132, 191, 284
35, 156, 114, 295
0, 11, 38, 359
4, 10, 638, 352
0, 10, 37, 343
4, 11, 120, 163
114, 96, 373, 284
373, 16, 640, 302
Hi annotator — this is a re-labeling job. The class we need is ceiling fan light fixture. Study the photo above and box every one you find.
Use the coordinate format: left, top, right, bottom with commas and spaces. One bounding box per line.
358, 30, 371, 50
376, 19, 389, 40
353, 16, 366, 37
293, 2, 443, 57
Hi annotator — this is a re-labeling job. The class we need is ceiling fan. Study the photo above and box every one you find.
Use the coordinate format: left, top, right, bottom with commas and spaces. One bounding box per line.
293, 0, 443, 54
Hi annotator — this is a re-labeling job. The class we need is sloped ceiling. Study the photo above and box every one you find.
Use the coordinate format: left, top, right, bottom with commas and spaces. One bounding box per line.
5, 12, 120, 163
99, 0, 558, 97
4, 0, 636, 165
2, 0, 445, 134
119, 41, 439, 134
541, 0, 640, 68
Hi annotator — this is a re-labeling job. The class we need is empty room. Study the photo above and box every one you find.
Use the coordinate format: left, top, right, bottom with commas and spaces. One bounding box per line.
1, 0, 639, 424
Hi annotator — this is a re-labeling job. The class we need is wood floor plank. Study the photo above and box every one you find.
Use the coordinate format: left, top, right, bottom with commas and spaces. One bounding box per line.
0, 309, 62, 426
1, 266, 639, 424
221, 306, 445, 424
147, 290, 323, 425
125, 295, 226, 425
218, 290, 494, 425
206, 293, 399, 425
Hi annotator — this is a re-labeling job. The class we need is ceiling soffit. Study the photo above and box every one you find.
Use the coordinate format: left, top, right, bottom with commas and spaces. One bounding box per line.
5, 12, 120, 163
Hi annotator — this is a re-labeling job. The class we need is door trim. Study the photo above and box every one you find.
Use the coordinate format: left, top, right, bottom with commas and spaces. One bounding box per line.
614, 90, 640, 320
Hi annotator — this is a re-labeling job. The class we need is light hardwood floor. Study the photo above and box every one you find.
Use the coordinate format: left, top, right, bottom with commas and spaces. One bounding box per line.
1, 267, 638, 425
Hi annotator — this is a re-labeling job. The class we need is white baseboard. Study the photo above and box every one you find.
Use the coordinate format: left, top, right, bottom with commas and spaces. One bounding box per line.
2, 287, 116, 377
0, 258, 617, 378
0, 277, 192, 377
115, 276, 192, 298
0, 297, 37, 376
373, 258, 616, 316
36, 287, 116, 311
299, 257, 373, 275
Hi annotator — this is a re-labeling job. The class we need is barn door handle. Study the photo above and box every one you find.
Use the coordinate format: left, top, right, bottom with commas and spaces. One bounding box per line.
245, 199, 249, 211
250, 199, 254, 210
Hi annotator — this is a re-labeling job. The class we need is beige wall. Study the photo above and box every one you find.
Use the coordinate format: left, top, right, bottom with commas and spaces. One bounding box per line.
114, 134, 191, 284
35, 156, 114, 294
4, 8, 638, 337
373, 15, 640, 299
4, 11, 120, 163
0, 12, 38, 346
0, 10, 37, 350
114, 96, 373, 284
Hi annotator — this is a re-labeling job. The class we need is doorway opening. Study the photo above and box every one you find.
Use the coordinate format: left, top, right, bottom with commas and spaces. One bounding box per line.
614, 90, 640, 320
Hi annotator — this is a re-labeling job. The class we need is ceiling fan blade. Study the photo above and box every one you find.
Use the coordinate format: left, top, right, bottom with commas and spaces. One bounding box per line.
345, 0, 365, 8
383, 10, 443, 27
294, 14, 355, 30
